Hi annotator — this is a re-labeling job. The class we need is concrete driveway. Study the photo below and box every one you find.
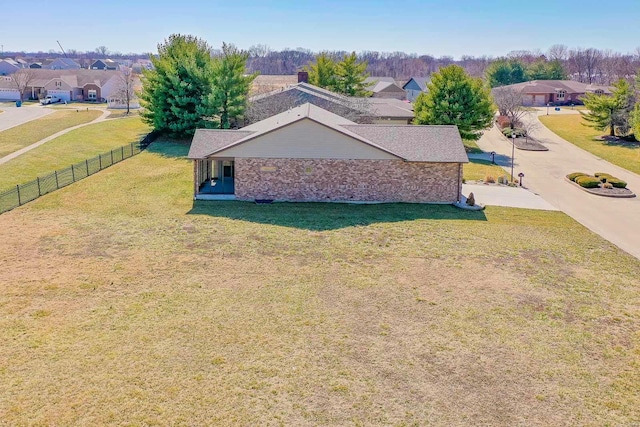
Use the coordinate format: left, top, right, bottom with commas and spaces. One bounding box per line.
462, 184, 558, 211
0, 104, 54, 132
477, 111, 640, 260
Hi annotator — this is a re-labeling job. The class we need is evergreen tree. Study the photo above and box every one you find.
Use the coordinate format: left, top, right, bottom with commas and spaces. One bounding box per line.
632, 103, 640, 141
304, 53, 337, 89
200, 43, 257, 129
140, 34, 215, 136
334, 52, 371, 96
415, 65, 494, 141
526, 60, 566, 80
485, 59, 527, 87
581, 79, 634, 137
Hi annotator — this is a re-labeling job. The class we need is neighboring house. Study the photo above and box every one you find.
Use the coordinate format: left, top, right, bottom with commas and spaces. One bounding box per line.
364, 77, 407, 100
0, 76, 20, 100
0, 59, 20, 75
0, 69, 123, 102
403, 77, 430, 102
188, 103, 467, 203
45, 58, 81, 70
498, 80, 613, 106
90, 59, 119, 70
248, 80, 414, 125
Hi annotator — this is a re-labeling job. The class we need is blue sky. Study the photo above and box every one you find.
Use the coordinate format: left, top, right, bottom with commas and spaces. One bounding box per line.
2, 0, 639, 58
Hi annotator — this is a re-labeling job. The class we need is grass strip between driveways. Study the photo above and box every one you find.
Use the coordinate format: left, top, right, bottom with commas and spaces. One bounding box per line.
0, 109, 102, 158
0, 116, 150, 191
0, 138, 638, 425
539, 114, 640, 175
463, 158, 509, 182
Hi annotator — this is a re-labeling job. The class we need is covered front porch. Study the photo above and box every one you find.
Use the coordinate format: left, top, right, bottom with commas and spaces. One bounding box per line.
194, 158, 236, 200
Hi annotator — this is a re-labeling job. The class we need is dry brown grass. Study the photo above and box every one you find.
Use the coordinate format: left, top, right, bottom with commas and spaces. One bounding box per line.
0, 109, 102, 158
0, 139, 639, 425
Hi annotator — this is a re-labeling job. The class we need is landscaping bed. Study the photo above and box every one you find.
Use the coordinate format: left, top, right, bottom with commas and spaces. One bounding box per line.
566, 172, 636, 198
499, 126, 548, 151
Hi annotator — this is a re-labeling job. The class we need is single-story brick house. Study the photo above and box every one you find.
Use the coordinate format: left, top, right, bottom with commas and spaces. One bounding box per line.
188, 103, 468, 203
497, 80, 613, 106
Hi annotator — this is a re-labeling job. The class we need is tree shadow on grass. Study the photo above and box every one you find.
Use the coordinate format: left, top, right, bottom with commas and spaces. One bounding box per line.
146, 138, 191, 158
187, 201, 487, 231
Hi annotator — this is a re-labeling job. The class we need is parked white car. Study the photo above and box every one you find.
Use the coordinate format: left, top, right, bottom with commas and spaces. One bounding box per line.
40, 95, 62, 105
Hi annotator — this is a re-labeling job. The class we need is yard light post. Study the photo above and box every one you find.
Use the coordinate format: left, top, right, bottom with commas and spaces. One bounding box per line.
490, 151, 496, 164
546, 102, 550, 115
511, 133, 516, 183
518, 172, 525, 187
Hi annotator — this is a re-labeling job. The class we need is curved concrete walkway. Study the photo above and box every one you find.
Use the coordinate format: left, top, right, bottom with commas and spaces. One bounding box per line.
0, 104, 54, 132
476, 111, 640, 260
0, 108, 111, 165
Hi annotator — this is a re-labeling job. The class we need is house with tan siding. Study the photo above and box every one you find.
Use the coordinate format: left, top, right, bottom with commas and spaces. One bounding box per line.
189, 103, 467, 203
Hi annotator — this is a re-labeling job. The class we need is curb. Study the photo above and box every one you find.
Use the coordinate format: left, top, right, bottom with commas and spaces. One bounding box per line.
564, 177, 636, 198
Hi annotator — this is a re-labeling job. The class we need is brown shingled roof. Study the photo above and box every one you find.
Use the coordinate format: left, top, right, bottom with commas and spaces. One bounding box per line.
189, 103, 467, 163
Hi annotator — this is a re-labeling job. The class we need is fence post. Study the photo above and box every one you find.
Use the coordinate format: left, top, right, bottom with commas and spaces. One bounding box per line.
86, 159, 89, 176
71, 164, 75, 182
111, 150, 114, 165
121, 146, 124, 160
99, 154, 102, 170
37, 177, 42, 196
55, 171, 59, 188
16, 184, 21, 205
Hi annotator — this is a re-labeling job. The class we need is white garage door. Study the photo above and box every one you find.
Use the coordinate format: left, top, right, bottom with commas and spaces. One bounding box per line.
533, 95, 546, 106
0, 89, 20, 101
522, 95, 534, 106
46, 90, 71, 102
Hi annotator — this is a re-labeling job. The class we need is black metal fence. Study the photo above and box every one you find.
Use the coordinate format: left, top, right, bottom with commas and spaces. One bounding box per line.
0, 132, 158, 215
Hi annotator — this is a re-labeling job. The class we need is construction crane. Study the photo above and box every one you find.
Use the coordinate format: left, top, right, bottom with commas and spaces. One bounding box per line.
57, 40, 68, 58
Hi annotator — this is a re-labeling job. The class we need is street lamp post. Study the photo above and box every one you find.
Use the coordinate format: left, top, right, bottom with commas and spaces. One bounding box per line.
511, 133, 516, 183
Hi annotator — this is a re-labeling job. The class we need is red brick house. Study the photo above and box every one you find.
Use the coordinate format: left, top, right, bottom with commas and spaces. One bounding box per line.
188, 103, 468, 203
498, 80, 613, 106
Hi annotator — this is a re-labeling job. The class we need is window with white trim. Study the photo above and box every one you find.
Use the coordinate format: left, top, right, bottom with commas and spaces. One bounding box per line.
88, 89, 97, 100
556, 90, 566, 101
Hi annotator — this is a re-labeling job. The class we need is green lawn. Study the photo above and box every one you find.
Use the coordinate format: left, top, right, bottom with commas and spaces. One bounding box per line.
0, 116, 150, 191
539, 114, 640, 174
464, 138, 484, 154
463, 158, 508, 181
0, 110, 102, 158
0, 138, 638, 425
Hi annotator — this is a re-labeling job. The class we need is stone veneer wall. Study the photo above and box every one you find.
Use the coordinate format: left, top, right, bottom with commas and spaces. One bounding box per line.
234, 158, 461, 203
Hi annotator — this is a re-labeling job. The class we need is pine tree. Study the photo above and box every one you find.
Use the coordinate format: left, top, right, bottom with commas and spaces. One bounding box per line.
304, 53, 337, 90
334, 52, 371, 96
140, 34, 215, 136
200, 43, 256, 129
581, 79, 634, 137
414, 65, 494, 141
485, 59, 527, 87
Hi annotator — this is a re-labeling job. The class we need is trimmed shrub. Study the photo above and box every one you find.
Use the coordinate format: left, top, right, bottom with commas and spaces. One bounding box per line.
575, 176, 601, 188
606, 178, 627, 188
502, 127, 526, 138
496, 115, 511, 129
602, 182, 613, 189
594, 172, 614, 182
567, 172, 588, 182
484, 175, 496, 183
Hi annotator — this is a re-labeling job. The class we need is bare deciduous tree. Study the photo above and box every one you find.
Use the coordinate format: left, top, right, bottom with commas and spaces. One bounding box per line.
10, 69, 37, 101
95, 45, 109, 56
492, 86, 527, 129
547, 44, 569, 62
112, 68, 137, 114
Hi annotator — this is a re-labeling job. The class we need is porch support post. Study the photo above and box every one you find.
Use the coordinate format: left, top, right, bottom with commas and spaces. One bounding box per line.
194, 160, 200, 198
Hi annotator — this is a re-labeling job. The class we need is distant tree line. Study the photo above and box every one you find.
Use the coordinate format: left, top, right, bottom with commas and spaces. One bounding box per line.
6, 44, 639, 85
